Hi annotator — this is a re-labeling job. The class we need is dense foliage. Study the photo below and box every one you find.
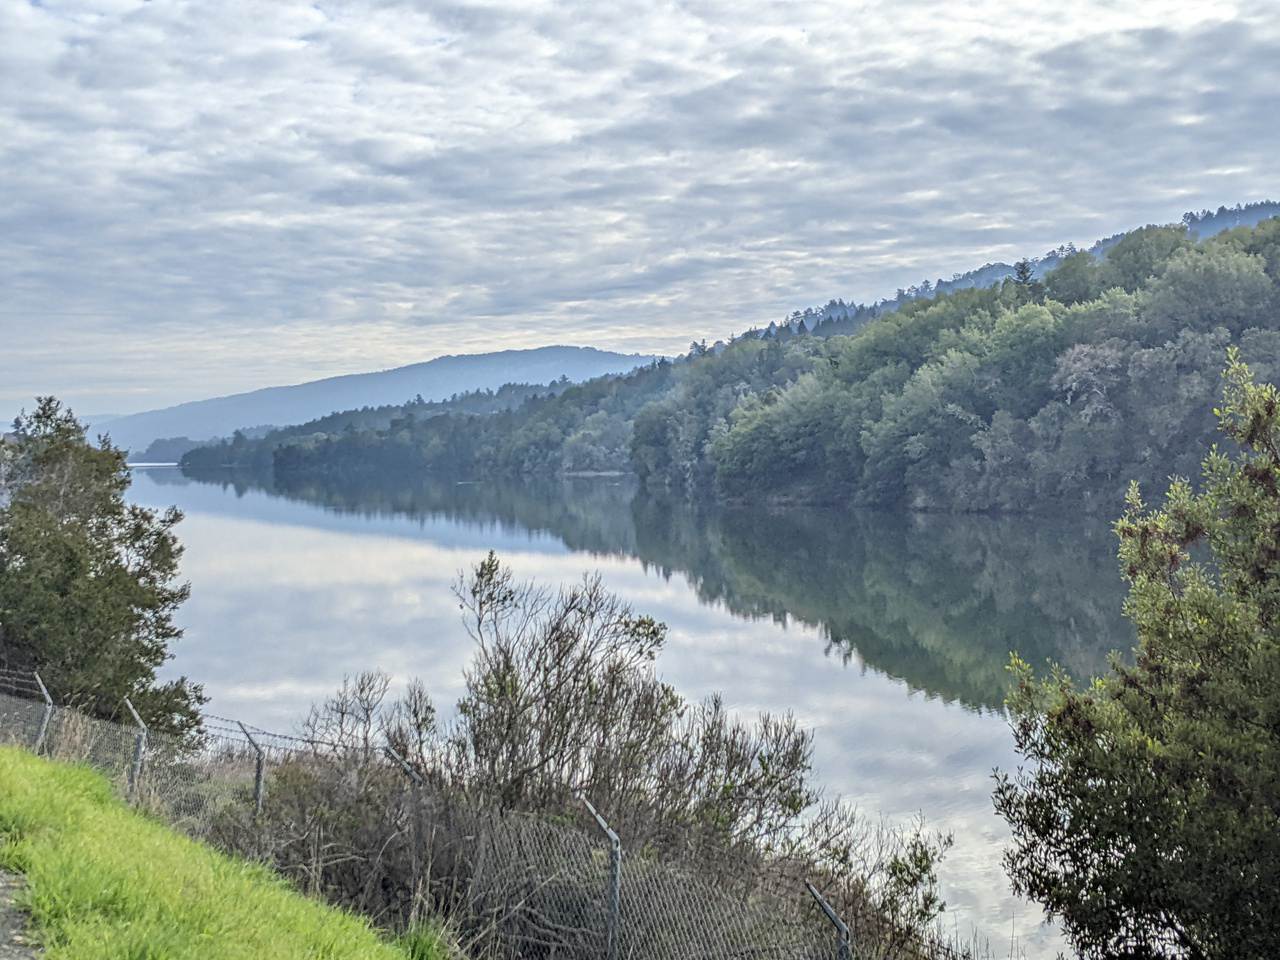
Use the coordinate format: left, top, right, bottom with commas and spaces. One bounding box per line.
0, 398, 201, 733
710, 220, 1280, 509
993, 352, 1280, 958
183, 214, 1280, 513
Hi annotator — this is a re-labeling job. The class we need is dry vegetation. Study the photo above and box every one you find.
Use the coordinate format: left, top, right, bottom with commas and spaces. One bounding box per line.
205, 554, 969, 960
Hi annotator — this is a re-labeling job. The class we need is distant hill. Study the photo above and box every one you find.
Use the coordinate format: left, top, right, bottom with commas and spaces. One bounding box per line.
93, 346, 659, 453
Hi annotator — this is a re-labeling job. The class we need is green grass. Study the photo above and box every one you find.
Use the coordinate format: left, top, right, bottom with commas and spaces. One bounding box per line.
0, 746, 454, 959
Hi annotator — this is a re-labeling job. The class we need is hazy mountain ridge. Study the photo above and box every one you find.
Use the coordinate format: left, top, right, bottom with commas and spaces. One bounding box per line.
93, 346, 659, 453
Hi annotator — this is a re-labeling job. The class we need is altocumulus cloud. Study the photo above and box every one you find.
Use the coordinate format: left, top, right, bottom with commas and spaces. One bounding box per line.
2, 0, 1278, 414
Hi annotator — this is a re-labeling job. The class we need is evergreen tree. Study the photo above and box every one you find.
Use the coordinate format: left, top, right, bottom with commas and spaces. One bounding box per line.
1008, 258, 1045, 304
994, 350, 1280, 958
0, 398, 203, 734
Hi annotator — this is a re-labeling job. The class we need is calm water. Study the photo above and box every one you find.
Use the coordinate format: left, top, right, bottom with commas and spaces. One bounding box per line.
128, 466, 1131, 956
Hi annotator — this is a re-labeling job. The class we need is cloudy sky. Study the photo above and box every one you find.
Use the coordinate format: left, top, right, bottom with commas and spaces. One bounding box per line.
3, 0, 1278, 416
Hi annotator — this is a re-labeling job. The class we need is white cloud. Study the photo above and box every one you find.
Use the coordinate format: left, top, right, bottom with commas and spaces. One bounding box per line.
2, 0, 1278, 413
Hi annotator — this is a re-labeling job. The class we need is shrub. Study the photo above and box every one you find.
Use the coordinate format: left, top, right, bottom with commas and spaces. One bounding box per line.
212, 554, 961, 959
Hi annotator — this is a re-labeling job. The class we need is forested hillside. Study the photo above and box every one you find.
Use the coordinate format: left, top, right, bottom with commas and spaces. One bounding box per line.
183, 214, 1280, 513
711, 218, 1280, 510
182, 379, 585, 473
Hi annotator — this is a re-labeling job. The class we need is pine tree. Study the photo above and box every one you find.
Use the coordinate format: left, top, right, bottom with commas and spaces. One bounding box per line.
994, 350, 1280, 958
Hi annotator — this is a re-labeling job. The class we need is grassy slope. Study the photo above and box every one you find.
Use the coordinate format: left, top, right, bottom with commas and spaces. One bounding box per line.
0, 747, 449, 960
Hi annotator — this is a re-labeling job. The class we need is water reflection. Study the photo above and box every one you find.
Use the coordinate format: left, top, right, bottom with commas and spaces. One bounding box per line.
629, 496, 1127, 710
132, 466, 1134, 956
158, 468, 1128, 710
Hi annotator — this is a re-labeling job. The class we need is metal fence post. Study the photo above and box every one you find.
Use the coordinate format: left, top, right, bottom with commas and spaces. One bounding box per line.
806, 881, 852, 960
384, 744, 426, 786
32, 672, 53, 755
582, 796, 621, 960
237, 721, 266, 815
385, 744, 428, 921
123, 698, 148, 801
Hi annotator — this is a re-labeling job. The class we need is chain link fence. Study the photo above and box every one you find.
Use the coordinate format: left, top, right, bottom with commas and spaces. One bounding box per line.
0, 672, 954, 960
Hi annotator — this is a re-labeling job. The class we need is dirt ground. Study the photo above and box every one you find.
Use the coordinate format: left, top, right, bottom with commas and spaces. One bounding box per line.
0, 874, 37, 959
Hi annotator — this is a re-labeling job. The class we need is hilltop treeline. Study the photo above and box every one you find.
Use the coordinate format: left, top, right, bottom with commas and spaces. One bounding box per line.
774, 200, 1280, 334
184, 215, 1280, 512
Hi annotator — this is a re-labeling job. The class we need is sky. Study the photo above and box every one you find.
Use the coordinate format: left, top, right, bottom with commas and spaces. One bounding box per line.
2, 0, 1279, 417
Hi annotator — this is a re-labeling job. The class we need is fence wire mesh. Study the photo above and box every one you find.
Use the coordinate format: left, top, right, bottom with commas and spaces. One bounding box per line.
0, 674, 953, 960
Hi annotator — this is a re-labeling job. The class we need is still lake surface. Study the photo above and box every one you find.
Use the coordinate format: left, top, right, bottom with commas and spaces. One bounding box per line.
129, 466, 1131, 956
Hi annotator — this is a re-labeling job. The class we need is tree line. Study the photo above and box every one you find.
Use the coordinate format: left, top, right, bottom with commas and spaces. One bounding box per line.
180, 378, 587, 474
189, 216, 1280, 514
